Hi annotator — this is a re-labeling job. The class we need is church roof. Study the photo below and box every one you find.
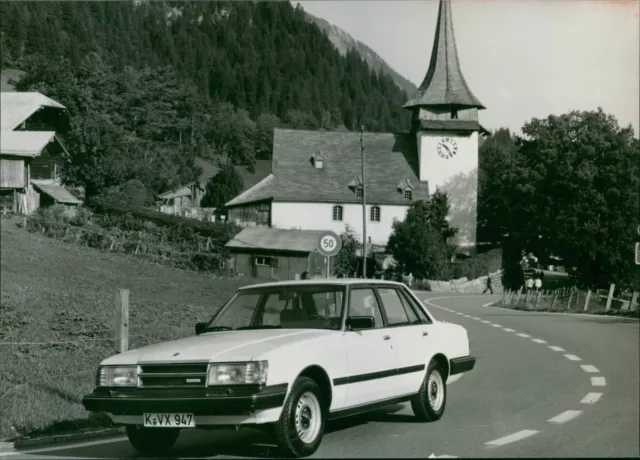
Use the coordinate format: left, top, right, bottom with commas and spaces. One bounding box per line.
404, 0, 485, 110
225, 128, 430, 207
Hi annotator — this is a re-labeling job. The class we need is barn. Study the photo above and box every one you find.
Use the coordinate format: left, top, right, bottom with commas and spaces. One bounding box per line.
225, 227, 331, 280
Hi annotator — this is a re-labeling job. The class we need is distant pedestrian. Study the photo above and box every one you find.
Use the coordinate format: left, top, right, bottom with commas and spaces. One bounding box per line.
483, 273, 494, 294
534, 277, 542, 292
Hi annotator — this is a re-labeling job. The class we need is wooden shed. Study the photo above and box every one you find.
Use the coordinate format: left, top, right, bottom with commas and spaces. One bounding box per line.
225, 227, 329, 280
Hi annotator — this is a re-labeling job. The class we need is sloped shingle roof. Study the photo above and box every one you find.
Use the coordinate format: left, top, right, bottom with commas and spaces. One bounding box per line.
226, 129, 429, 207
226, 227, 325, 253
0, 131, 56, 157
404, 0, 484, 110
1, 92, 66, 131
32, 182, 82, 205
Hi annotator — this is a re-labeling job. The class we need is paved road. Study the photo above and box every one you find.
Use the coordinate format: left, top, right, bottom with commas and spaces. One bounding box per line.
1, 294, 637, 459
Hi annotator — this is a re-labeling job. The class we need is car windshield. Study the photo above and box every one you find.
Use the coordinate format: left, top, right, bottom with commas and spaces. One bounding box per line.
204, 284, 346, 331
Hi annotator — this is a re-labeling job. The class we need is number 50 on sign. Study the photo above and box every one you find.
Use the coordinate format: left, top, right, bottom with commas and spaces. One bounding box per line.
317, 231, 342, 257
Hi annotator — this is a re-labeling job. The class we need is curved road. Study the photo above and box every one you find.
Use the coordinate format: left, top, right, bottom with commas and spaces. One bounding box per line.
1, 294, 637, 459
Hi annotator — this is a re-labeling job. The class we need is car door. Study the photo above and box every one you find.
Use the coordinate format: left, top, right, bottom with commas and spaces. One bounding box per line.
376, 286, 427, 396
341, 286, 399, 408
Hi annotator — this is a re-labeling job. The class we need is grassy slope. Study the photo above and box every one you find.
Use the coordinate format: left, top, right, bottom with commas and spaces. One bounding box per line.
0, 217, 250, 440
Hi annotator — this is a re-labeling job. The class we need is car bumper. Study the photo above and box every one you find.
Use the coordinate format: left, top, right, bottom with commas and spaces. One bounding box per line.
82, 383, 288, 417
449, 356, 476, 375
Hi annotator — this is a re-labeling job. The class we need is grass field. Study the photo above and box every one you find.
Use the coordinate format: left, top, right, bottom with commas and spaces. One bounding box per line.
0, 217, 251, 441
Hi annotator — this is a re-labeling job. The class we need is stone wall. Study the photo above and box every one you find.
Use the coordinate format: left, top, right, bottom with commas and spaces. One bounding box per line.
422, 269, 504, 294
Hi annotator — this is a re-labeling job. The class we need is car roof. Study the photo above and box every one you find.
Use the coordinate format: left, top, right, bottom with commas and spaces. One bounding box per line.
238, 278, 407, 290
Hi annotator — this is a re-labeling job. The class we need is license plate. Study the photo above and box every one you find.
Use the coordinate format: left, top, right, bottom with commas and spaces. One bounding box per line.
143, 413, 195, 428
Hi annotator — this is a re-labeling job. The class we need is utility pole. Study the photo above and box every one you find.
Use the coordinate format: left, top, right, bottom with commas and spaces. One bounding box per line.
361, 125, 367, 278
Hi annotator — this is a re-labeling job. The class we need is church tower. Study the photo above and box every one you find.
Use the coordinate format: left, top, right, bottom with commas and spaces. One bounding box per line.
404, 0, 487, 254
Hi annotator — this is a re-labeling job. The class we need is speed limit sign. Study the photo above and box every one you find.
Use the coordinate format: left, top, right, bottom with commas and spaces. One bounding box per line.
317, 231, 342, 257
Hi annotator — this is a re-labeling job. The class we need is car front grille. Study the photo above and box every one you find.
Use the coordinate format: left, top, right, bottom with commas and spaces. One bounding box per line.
138, 362, 209, 388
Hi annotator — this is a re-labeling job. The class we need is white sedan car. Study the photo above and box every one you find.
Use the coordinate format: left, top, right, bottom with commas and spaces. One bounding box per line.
83, 279, 475, 457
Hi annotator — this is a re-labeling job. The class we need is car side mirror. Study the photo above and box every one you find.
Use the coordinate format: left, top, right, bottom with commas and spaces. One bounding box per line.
195, 322, 207, 335
347, 316, 375, 331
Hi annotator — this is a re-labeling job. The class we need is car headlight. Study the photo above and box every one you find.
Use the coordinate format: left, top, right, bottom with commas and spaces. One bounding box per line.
207, 361, 268, 385
98, 366, 139, 387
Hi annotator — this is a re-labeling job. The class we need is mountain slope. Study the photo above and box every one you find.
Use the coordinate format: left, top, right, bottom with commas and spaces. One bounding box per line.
305, 12, 417, 96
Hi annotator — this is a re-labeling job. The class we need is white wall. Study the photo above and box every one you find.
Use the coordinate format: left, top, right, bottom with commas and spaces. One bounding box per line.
417, 130, 479, 251
271, 202, 409, 246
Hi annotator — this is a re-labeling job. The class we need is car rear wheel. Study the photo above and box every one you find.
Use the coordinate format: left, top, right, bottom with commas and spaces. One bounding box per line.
125, 425, 180, 455
411, 359, 447, 422
274, 376, 326, 458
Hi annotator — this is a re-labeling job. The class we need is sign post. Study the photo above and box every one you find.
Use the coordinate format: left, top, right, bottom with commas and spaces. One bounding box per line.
317, 231, 342, 278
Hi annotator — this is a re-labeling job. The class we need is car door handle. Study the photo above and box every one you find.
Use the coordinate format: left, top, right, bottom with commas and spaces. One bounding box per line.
422, 331, 429, 336
383, 335, 391, 340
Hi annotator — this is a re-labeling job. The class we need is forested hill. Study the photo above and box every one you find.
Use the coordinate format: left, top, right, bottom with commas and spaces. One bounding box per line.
0, 1, 412, 200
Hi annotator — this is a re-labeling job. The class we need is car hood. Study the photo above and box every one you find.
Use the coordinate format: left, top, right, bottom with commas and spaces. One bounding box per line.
101, 329, 335, 365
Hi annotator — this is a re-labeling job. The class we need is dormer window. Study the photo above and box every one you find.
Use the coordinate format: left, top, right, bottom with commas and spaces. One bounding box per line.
310, 153, 326, 169
397, 178, 414, 200
355, 187, 363, 198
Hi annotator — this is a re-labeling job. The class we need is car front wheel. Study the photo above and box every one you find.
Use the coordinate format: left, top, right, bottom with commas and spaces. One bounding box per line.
125, 425, 180, 455
274, 376, 326, 458
411, 359, 447, 422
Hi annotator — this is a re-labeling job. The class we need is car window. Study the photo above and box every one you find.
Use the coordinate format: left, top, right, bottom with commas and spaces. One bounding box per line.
399, 289, 432, 324
261, 293, 288, 326
311, 291, 343, 319
208, 285, 346, 331
349, 288, 384, 329
394, 289, 420, 324
378, 288, 411, 326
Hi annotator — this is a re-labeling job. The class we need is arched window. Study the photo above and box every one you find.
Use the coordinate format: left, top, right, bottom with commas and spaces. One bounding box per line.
332, 205, 343, 221
370, 206, 380, 222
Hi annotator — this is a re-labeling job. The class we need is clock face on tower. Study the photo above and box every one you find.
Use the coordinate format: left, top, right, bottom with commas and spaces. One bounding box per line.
436, 137, 458, 159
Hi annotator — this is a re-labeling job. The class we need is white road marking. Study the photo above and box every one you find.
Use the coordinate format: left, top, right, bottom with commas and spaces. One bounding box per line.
0, 436, 128, 457
549, 346, 565, 352
492, 324, 502, 328
517, 333, 531, 338
472, 317, 481, 320
581, 392, 603, 404
547, 410, 582, 424
591, 376, 606, 387
485, 430, 539, 447
531, 338, 547, 344
482, 320, 492, 324
564, 354, 581, 361
581, 364, 600, 373
503, 328, 515, 332
482, 302, 494, 307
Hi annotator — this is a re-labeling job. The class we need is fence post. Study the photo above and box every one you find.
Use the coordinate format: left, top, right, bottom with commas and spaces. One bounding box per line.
502, 290, 509, 305
534, 290, 541, 308
514, 286, 523, 305
550, 289, 559, 309
567, 287, 574, 310
605, 283, 615, 312
584, 289, 592, 312
115, 288, 129, 354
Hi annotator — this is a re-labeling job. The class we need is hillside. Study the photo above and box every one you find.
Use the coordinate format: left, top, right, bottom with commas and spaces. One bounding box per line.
0, 218, 250, 440
0, 0, 412, 201
305, 12, 418, 96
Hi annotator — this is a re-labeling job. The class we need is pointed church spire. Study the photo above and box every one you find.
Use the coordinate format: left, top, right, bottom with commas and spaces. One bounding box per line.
404, 0, 484, 110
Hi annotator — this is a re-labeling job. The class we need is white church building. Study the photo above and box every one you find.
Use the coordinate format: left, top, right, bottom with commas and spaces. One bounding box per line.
225, 0, 489, 254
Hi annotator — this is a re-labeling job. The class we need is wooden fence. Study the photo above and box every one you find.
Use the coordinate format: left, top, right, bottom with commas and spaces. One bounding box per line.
500, 284, 638, 313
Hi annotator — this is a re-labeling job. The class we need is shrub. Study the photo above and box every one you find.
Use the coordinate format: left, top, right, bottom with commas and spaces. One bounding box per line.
452, 248, 502, 281
414, 279, 432, 291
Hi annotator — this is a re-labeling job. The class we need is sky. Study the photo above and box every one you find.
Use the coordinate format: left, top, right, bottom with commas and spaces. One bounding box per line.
297, 0, 639, 137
